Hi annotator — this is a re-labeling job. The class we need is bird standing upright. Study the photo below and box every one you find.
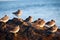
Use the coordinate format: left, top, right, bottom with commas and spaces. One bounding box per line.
13, 10, 22, 18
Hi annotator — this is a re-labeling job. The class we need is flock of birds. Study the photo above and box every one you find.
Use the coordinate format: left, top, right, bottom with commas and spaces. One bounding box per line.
0, 10, 58, 36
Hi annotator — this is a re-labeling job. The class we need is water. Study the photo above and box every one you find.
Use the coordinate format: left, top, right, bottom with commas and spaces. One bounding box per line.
0, 0, 60, 27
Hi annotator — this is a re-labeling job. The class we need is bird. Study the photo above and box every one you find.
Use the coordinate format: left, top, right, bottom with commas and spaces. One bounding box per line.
6, 25, 20, 36
13, 10, 22, 18
37, 19, 45, 28
32, 19, 45, 30
24, 16, 33, 23
45, 20, 55, 28
33, 18, 41, 23
47, 25, 58, 33
0, 15, 9, 23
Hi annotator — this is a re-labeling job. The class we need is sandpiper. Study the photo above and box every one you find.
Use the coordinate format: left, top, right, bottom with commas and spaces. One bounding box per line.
33, 18, 41, 23
24, 16, 33, 23
38, 19, 45, 28
32, 19, 45, 30
47, 25, 58, 33
6, 25, 20, 36
13, 10, 22, 18
45, 20, 55, 28
0, 15, 9, 23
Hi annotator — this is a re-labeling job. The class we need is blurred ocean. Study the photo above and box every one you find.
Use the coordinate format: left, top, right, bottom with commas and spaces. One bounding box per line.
0, 0, 60, 27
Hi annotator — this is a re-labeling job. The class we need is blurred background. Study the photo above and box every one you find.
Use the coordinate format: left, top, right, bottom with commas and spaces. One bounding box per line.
0, 0, 60, 28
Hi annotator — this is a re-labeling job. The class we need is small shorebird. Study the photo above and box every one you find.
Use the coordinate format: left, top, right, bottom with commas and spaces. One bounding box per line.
37, 19, 45, 28
6, 25, 20, 36
13, 10, 22, 18
24, 16, 33, 23
0, 15, 9, 23
47, 25, 58, 33
32, 19, 45, 30
45, 20, 55, 28
33, 18, 41, 23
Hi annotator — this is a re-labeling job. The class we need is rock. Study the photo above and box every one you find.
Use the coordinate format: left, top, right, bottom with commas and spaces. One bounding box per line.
0, 15, 59, 40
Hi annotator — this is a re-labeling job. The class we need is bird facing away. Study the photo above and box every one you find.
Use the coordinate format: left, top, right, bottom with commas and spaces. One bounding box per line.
24, 16, 33, 23
45, 20, 55, 28
47, 25, 58, 33
0, 15, 9, 23
6, 25, 20, 36
32, 19, 45, 30
13, 10, 22, 18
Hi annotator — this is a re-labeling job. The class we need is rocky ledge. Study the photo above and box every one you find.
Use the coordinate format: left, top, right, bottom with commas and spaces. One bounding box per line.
0, 17, 60, 40
0, 10, 60, 40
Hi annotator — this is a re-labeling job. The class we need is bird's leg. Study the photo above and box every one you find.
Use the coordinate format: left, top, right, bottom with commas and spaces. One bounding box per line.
14, 33, 17, 37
